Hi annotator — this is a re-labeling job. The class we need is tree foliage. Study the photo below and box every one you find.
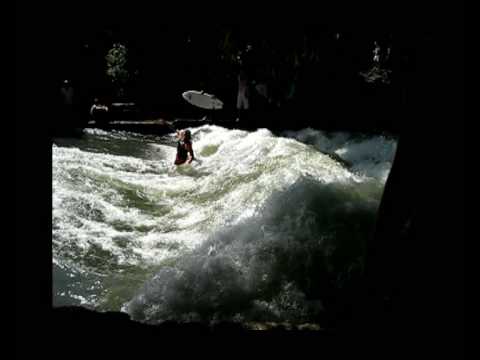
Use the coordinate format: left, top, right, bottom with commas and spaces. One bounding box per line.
106, 43, 131, 97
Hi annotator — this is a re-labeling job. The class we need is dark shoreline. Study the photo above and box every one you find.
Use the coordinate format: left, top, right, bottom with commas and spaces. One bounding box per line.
52, 105, 401, 140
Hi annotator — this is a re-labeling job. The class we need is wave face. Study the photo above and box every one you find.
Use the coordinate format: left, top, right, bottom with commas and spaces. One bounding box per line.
52, 125, 397, 324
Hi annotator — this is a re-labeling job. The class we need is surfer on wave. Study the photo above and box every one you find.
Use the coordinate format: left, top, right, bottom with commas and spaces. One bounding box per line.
174, 129, 194, 165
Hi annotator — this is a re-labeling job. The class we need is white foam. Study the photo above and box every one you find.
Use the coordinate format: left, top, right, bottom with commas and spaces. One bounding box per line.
283, 128, 398, 182
53, 125, 394, 316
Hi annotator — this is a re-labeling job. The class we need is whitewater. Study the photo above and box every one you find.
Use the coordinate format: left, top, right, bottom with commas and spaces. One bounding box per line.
52, 125, 397, 325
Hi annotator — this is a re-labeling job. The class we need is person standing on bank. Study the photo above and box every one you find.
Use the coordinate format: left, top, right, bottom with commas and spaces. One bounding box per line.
236, 69, 250, 122
89, 97, 110, 125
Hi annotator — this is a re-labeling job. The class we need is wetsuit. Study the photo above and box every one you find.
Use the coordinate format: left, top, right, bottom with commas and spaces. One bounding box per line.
174, 140, 194, 165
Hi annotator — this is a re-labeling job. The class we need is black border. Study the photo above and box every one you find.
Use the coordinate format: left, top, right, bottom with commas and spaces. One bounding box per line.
16, 1, 464, 357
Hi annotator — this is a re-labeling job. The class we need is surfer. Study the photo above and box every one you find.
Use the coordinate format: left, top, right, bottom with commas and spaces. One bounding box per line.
174, 129, 194, 165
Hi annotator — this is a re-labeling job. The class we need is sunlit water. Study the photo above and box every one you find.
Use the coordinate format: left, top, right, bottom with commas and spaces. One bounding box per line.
52, 125, 397, 324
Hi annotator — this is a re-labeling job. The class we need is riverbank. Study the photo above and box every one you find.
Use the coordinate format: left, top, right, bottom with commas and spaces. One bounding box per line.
53, 104, 400, 139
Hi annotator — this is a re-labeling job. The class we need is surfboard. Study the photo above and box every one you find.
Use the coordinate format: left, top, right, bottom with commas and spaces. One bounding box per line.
182, 90, 223, 110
